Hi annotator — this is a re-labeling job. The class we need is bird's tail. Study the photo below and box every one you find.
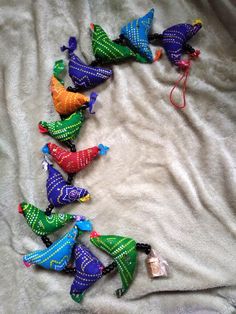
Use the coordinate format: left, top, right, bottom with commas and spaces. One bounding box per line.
70, 293, 84, 304
98, 144, 109, 155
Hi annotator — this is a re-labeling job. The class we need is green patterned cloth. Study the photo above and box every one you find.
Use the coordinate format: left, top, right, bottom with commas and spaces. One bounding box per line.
19, 202, 77, 236
38, 110, 85, 142
53, 59, 65, 84
90, 234, 137, 297
91, 24, 148, 64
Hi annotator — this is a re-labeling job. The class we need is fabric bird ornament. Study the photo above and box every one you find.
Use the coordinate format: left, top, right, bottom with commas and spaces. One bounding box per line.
23, 220, 92, 271
70, 244, 104, 303
90, 232, 168, 297
120, 8, 158, 63
90, 24, 148, 64
38, 110, 86, 146
149, 20, 202, 108
51, 61, 98, 116
43, 160, 90, 207
18, 202, 85, 236
42, 142, 109, 174
160, 21, 202, 67
61, 37, 113, 91
90, 231, 137, 297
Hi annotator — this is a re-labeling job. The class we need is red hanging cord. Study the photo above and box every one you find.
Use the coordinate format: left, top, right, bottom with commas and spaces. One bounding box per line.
169, 59, 191, 109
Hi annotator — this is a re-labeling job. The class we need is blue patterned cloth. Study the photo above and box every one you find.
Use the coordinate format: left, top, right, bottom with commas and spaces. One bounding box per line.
23, 222, 82, 271
46, 164, 89, 207
70, 244, 103, 303
61, 37, 113, 90
162, 23, 202, 66
120, 8, 154, 62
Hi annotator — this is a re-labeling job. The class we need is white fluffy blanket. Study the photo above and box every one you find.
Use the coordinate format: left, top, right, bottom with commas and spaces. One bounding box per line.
0, 0, 236, 313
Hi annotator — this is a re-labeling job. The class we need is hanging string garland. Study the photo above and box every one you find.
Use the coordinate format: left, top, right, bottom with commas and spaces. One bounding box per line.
21, 7, 203, 303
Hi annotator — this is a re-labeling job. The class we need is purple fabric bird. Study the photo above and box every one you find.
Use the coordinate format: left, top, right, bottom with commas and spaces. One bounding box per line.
161, 21, 202, 67
43, 160, 90, 207
70, 244, 103, 303
61, 37, 113, 91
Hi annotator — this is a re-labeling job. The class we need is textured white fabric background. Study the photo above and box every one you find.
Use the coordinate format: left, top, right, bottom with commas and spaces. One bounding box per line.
0, 0, 236, 313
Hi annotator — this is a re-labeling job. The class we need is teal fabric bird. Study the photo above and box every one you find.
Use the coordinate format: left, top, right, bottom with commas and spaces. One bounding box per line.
23, 220, 92, 271
120, 9, 155, 62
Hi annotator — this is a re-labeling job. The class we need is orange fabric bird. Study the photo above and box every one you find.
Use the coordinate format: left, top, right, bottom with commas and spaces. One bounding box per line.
51, 76, 92, 115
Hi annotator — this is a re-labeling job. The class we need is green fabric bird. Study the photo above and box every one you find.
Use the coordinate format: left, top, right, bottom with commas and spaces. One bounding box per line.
38, 111, 85, 143
18, 202, 84, 236
91, 24, 148, 64
90, 231, 137, 297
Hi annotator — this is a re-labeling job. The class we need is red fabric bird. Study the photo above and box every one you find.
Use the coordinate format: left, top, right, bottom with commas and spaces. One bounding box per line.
42, 143, 109, 174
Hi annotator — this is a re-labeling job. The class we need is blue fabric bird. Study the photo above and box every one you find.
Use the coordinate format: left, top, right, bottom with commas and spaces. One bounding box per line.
23, 220, 92, 271
120, 9, 155, 63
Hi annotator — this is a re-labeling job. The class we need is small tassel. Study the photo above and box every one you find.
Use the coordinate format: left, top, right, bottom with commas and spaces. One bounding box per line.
169, 59, 191, 109
146, 249, 169, 278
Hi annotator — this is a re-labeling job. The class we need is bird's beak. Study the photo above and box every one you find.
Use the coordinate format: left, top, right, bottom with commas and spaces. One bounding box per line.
192, 19, 202, 26
18, 203, 23, 214
23, 260, 31, 267
90, 23, 94, 31
79, 194, 91, 203
90, 231, 101, 238
38, 123, 48, 133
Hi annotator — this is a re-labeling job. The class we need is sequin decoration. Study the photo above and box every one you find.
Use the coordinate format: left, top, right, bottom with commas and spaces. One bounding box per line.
70, 244, 103, 303
18, 202, 81, 236
42, 142, 109, 174
90, 232, 137, 297
45, 162, 90, 207
120, 8, 154, 62
61, 37, 113, 90
23, 221, 82, 271
38, 110, 85, 143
